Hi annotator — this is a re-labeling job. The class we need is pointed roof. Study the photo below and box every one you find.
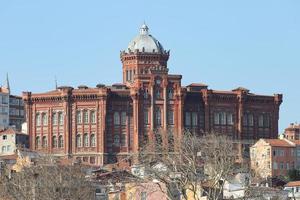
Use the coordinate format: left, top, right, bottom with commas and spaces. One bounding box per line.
5, 73, 10, 92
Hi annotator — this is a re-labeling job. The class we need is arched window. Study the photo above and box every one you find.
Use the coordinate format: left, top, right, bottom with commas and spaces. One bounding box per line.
114, 112, 120, 125
144, 89, 148, 99
83, 133, 89, 147
42, 113, 48, 125
36, 113, 41, 126
76, 111, 82, 124
58, 112, 64, 125
155, 108, 161, 126
58, 135, 63, 148
91, 111, 96, 124
52, 113, 58, 125
76, 134, 82, 147
168, 88, 173, 99
42, 136, 47, 148
114, 135, 120, 145
155, 89, 161, 99
83, 110, 89, 124
36, 136, 41, 148
52, 136, 57, 148
1, 146, 6, 153
90, 134, 96, 147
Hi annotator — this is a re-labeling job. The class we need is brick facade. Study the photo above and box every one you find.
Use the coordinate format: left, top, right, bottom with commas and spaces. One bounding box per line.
22, 25, 282, 166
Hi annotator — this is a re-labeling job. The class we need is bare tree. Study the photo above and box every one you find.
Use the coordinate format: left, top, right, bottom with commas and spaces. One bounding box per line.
138, 130, 239, 200
0, 156, 95, 200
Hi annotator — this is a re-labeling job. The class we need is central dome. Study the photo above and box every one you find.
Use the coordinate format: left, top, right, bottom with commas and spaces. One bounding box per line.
127, 24, 164, 53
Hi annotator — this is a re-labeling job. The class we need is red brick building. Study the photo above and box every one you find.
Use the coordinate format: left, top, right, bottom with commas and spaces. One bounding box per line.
284, 123, 300, 140
22, 24, 282, 166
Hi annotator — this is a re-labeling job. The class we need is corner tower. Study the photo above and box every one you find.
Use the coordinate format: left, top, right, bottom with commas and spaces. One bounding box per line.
120, 23, 170, 85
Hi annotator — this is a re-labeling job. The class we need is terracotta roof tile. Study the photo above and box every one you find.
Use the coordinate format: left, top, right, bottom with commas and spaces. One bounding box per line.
264, 139, 295, 147
286, 181, 300, 187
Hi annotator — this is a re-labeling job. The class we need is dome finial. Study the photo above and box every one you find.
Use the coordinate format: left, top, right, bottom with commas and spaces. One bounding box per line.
140, 22, 149, 35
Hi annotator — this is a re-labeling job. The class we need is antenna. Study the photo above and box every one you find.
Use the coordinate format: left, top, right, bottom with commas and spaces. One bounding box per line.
6, 73, 10, 92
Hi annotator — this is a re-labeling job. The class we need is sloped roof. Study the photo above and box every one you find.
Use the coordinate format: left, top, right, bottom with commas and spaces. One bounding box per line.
285, 181, 300, 187
264, 139, 295, 147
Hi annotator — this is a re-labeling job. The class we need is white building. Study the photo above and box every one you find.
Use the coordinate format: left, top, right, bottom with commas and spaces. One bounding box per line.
284, 181, 300, 200
0, 128, 29, 156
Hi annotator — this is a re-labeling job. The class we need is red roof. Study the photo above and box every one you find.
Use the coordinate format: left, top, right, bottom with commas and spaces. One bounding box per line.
264, 139, 295, 147
187, 83, 208, 87
286, 181, 300, 187
0, 128, 27, 136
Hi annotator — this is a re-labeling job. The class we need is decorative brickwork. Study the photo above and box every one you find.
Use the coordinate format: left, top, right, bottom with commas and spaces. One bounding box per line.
22, 24, 282, 166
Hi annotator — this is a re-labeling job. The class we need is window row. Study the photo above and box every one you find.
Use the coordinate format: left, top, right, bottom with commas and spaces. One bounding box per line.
214, 112, 234, 125
273, 161, 295, 170
273, 149, 284, 157
143, 109, 174, 125
143, 88, 174, 100
243, 113, 271, 128
185, 112, 198, 127
126, 69, 135, 82
76, 110, 96, 124
1, 145, 11, 153
35, 135, 64, 148
76, 133, 96, 148
36, 112, 64, 126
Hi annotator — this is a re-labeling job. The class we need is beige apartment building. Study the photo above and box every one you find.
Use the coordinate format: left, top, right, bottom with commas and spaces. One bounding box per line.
250, 139, 297, 179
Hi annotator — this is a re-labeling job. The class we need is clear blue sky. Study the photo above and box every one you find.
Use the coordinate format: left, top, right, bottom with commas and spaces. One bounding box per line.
0, 0, 299, 133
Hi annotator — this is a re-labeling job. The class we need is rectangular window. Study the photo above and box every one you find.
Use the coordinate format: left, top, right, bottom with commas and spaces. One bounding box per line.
280, 162, 284, 169
121, 133, 126, 147
264, 114, 270, 128
220, 112, 226, 125
83, 111, 89, 124
144, 110, 149, 124
258, 115, 264, 127
91, 111, 96, 124
76, 111, 82, 124
121, 112, 126, 125
58, 112, 63, 125
155, 109, 161, 126
243, 114, 248, 126
52, 113, 58, 125
214, 112, 219, 125
248, 114, 254, 126
185, 112, 191, 126
192, 112, 198, 127
168, 110, 174, 125
36, 114, 41, 126
42, 113, 48, 125
227, 113, 233, 125
273, 162, 278, 169
297, 149, 300, 157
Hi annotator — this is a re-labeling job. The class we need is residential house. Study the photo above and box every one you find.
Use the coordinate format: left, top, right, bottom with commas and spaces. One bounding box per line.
284, 181, 300, 200
250, 139, 296, 179
0, 128, 29, 156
